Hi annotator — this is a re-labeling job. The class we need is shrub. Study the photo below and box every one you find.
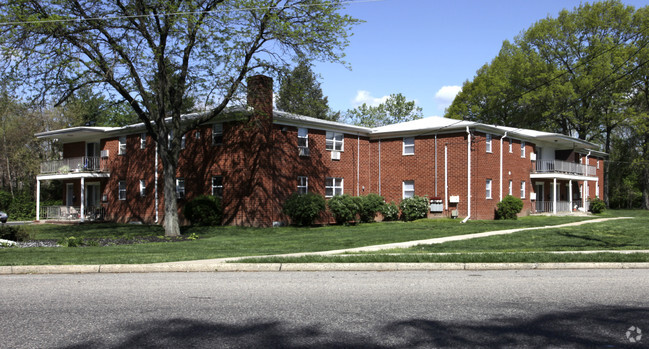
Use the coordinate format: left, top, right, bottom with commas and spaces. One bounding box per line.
0, 225, 30, 242
358, 193, 385, 223
589, 197, 606, 214
282, 192, 326, 226
379, 201, 400, 221
327, 194, 360, 225
0, 190, 12, 211
8, 192, 35, 221
183, 195, 222, 226
399, 196, 428, 221
58, 236, 84, 247
496, 195, 524, 220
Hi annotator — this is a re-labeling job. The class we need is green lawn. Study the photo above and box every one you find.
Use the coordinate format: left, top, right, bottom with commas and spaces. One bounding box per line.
0, 215, 593, 266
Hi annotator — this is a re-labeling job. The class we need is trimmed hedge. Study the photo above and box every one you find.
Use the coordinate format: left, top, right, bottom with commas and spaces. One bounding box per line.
327, 194, 361, 225
358, 193, 385, 223
496, 195, 524, 220
399, 196, 428, 221
379, 201, 399, 221
183, 195, 222, 226
589, 197, 606, 214
282, 192, 326, 226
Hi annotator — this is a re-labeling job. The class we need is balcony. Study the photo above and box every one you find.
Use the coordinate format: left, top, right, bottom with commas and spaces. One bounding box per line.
534, 160, 596, 177
40, 156, 110, 174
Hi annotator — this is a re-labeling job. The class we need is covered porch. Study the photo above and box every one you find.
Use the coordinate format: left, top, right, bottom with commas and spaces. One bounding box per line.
36, 172, 110, 223
531, 172, 598, 215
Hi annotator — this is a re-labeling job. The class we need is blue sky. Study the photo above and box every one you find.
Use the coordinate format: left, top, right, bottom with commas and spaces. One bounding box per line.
313, 0, 649, 118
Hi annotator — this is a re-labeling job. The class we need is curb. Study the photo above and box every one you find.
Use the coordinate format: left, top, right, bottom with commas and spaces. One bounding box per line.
2, 262, 649, 275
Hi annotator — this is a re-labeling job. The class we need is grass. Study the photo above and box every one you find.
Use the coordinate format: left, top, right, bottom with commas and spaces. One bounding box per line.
0, 215, 593, 266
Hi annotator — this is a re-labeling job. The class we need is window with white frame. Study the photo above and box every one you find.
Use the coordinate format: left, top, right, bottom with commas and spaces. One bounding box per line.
325, 177, 343, 197
486, 179, 492, 199
485, 134, 492, 153
176, 178, 185, 199
212, 123, 223, 145
597, 160, 600, 169
118, 180, 126, 200
596, 182, 600, 198
211, 176, 223, 197
118, 136, 126, 155
403, 137, 415, 155
297, 176, 308, 194
508, 138, 513, 153
195, 130, 200, 139
325, 131, 344, 151
509, 180, 513, 196
298, 128, 308, 148
520, 141, 526, 158
181, 134, 186, 149
139, 179, 146, 197
403, 180, 415, 199
520, 181, 526, 199
140, 133, 146, 149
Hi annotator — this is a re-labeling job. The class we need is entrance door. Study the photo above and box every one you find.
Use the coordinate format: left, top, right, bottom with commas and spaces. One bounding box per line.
535, 183, 544, 212
66, 183, 74, 206
85, 183, 100, 208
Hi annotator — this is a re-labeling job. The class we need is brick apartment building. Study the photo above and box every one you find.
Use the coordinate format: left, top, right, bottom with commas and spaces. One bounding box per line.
35, 75, 606, 226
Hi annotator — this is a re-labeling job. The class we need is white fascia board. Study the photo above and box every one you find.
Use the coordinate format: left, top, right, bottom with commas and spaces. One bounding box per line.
273, 111, 371, 135
530, 173, 598, 181
37, 173, 111, 180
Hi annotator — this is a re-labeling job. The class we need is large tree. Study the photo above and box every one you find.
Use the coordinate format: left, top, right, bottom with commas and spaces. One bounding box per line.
276, 60, 338, 121
347, 93, 423, 127
0, 1, 359, 235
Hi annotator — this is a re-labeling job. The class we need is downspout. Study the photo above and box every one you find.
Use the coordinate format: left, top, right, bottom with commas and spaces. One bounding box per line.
444, 144, 448, 210
378, 139, 381, 196
583, 150, 591, 209
434, 134, 438, 196
155, 141, 159, 223
500, 132, 508, 201
357, 135, 360, 196
465, 126, 471, 221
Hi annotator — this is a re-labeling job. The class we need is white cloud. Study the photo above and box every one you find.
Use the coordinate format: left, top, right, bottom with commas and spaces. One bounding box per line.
434, 85, 462, 110
352, 90, 389, 107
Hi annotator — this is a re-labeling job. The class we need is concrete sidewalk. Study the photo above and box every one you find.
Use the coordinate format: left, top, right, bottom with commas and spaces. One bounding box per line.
1, 216, 645, 275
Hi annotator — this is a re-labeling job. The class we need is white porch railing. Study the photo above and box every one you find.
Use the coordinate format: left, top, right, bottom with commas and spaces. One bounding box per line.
39, 206, 105, 221
535, 160, 596, 176
535, 200, 590, 213
40, 157, 110, 174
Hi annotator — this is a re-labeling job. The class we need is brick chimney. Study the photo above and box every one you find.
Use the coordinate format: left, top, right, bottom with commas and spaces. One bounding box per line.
247, 75, 273, 128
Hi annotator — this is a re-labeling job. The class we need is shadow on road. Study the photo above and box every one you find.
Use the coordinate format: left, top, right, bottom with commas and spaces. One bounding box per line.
60, 306, 648, 348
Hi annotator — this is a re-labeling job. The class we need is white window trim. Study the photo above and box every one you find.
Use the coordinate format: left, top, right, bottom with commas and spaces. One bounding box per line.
521, 141, 526, 158
140, 133, 146, 149
508, 180, 513, 196
486, 134, 492, 153
297, 176, 308, 194
298, 128, 308, 148
181, 134, 186, 149
212, 123, 223, 145
139, 179, 146, 197
211, 176, 223, 197
486, 179, 492, 199
521, 181, 526, 199
402, 180, 415, 199
508, 138, 513, 153
118, 180, 126, 201
118, 136, 126, 155
325, 131, 344, 151
325, 177, 343, 198
403, 137, 415, 155
176, 178, 185, 199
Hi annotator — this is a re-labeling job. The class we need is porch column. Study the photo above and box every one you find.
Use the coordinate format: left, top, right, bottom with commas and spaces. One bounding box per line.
80, 177, 85, 223
553, 177, 557, 214
582, 180, 587, 210
36, 179, 41, 221
568, 180, 573, 211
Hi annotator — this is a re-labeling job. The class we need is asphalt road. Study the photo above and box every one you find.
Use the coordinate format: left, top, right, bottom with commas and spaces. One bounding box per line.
1, 270, 648, 348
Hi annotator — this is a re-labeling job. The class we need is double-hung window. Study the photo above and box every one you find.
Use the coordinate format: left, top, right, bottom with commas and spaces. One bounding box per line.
403, 137, 415, 155
118, 180, 126, 200
521, 141, 526, 158
297, 176, 308, 194
485, 134, 492, 153
508, 180, 513, 196
325, 177, 343, 197
403, 180, 415, 199
212, 123, 223, 145
211, 176, 223, 197
298, 128, 309, 156
508, 138, 513, 153
325, 131, 344, 151
181, 134, 186, 150
118, 136, 126, 155
139, 179, 146, 197
140, 133, 146, 149
520, 181, 526, 199
486, 179, 492, 199
176, 178, 185, 199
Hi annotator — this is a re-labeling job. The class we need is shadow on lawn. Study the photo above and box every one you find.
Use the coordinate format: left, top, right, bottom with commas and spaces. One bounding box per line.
60, 305, 647, 348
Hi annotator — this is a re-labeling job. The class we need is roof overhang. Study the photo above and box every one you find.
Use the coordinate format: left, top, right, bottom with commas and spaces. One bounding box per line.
530, 173, 599, 181
37, 172, 111, 180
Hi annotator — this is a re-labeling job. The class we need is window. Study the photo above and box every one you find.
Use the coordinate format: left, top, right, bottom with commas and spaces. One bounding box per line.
325, 177, 343, 197
403, 137, 415, 155
508, 138, 513, 153
181, 134, 186, 150
211, 176, 223, 197
139, 179, 146, 197
520, 181, 526, 199
298, 128, 309, 156
140, 133, 146, 149
596, 182, 600, 198
195, 131, 201, 140
403, 180, 415, 199
325, 131, 344, 151
212, 123, 223, 145
597, 160, 600, 169
520, 141, 526, 158
118, 180, 126, 200
509, 180, 513, 196
118, 136, 126, 155
176, 178, 185, 199
485, 134, 492, 153
486, 179, 492, 199
297, 176, 308, 194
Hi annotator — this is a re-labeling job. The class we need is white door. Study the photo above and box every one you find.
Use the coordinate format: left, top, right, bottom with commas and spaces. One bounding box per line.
66, 183, 74, 206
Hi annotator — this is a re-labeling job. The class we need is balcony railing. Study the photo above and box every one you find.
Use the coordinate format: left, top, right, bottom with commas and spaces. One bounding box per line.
40, 156, 110, 174
39, 205, 105, 221
535, 160, 596, 176
535, 200, 589, 213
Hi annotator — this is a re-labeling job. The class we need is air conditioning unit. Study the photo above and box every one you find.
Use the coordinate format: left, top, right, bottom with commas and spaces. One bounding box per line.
100, 149, 109, 158
449, 196, 460, 203
530, 152, 537, 161
299, 147, 310, 157
331, 151, 341, 160
530, 192, 537, 200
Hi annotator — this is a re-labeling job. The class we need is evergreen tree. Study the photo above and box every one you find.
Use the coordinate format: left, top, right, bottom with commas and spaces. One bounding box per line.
277, 61, 338, 121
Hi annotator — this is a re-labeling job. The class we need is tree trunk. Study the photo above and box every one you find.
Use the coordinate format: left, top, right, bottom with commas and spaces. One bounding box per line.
161, 150, 181, 237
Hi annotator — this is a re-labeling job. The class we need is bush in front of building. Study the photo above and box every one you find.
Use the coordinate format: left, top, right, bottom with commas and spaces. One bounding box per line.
0, 225, 30, 242
495, 195, 524, 220
589, 197, 606, 214
183, 195, 222, 226
282, 192, 326, 226
358, 193, 385, 223
379, 201, 400, 221
399, 196, 428, 221
327, 194, 361, 225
